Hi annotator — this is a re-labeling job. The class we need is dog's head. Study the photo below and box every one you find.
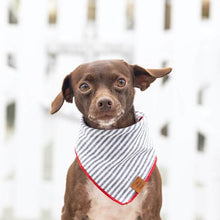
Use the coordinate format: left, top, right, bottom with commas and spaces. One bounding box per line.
51, 60, 172, 129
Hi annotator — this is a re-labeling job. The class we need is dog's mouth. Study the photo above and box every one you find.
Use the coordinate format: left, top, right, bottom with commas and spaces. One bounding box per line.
88, 110, 124, 129
95, 111, 116, 120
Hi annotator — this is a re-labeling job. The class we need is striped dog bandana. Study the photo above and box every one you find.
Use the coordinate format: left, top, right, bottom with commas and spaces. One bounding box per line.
75, 111, 157, 205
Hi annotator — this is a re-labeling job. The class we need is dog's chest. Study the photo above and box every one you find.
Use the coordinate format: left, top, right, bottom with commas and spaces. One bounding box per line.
86, 180, 147, 220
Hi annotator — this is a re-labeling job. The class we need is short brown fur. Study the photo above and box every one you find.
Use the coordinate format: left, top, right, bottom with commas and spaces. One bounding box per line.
51, 60, 172, 220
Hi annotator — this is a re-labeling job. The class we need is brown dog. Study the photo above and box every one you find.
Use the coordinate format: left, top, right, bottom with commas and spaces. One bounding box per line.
51, 60, 172, 220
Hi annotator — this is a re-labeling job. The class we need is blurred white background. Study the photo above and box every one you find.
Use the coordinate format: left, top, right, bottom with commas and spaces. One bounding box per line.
0, 0, 220, 220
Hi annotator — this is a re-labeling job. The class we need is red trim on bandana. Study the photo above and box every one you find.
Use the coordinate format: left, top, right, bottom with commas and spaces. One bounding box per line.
75, 148, 157, 205
138, 116, 143, 121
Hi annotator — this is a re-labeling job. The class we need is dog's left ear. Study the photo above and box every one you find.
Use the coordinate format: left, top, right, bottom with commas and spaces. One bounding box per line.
50, 74, 74, 114
132, 65, 172, 91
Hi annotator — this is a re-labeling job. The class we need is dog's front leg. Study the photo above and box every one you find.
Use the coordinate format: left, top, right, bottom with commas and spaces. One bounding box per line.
61, 161, 91, 220
74, 215, 89, 220
141, 167, 162, 220
61, 207, 72, 220
61, 210, 89, 220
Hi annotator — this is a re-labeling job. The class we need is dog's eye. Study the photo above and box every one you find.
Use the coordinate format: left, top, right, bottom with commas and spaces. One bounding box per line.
79, 83, 90, 92
116, 78, 126, 87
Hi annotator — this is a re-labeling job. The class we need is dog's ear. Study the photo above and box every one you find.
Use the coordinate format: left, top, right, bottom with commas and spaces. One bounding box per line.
50, 74, 74, 114
132, 65, 172, 91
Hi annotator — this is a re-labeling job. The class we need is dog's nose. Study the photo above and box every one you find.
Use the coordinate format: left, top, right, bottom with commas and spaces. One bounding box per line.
97, 97, 114, 111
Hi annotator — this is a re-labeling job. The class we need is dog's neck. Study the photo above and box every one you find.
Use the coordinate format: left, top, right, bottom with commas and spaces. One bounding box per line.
84, 106, 136, 130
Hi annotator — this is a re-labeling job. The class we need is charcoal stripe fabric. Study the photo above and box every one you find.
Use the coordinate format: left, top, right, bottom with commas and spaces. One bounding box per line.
75, 111, 156, 205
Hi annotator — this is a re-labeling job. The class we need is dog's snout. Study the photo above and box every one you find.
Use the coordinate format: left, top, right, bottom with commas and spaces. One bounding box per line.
97, 97, 114, 111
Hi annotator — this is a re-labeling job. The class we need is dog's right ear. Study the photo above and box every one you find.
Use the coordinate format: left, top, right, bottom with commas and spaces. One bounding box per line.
50, 74, 74, 114
132, 65, 172, 91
